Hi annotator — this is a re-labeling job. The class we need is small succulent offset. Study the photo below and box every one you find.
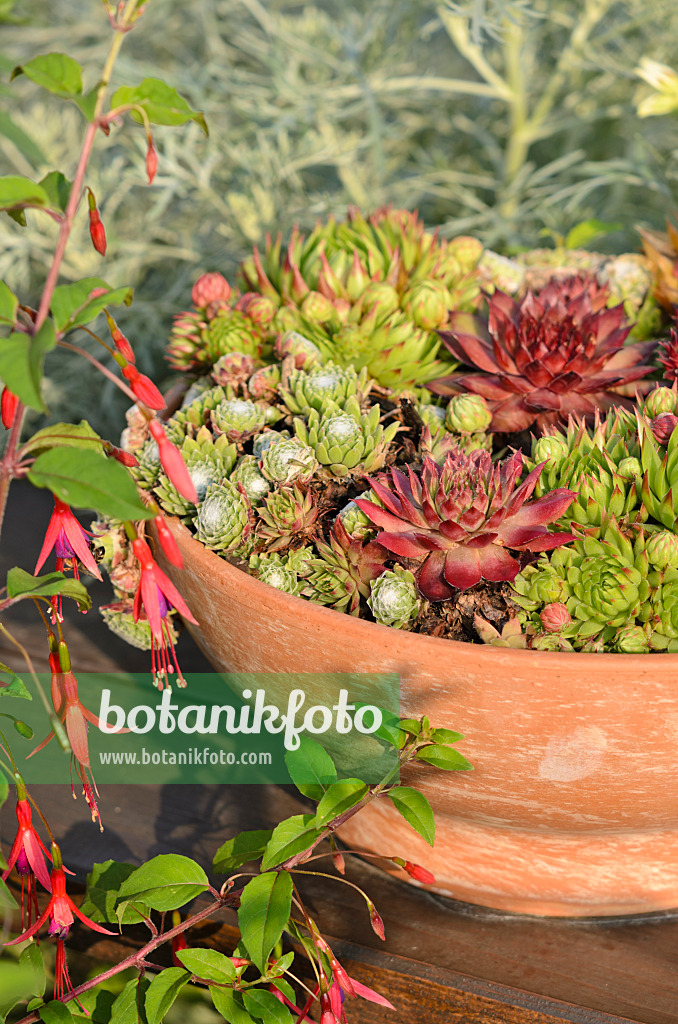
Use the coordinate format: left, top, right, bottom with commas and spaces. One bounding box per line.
368, 566, 420, 629
295, 397, 399, 477
193, 481, 251, 553
354, 450, 576, 600
432, 277, 657, 431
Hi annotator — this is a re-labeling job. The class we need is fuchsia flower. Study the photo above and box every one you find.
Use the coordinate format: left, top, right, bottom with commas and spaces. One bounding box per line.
6, 846, 114, 1001
29, 651, 105, 828
36, 497, 102, 620
1, 386, 19, 429
132, 537, 198, 688
1, 789, 52, 930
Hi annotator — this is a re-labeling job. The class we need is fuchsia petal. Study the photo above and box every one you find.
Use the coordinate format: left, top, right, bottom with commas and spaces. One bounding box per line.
152, 563, 198, 624
64, 706, 91, 768
351, 979, 396, 1010
23, 832, 53, 891
61, 514, 102, 580
4, 903, 51, 944
139, 571, 164, 640
71, 900, 115, 935
34, 512, 63, 574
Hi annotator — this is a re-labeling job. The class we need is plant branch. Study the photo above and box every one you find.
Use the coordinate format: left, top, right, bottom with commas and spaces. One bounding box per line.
0, 402, 26, 538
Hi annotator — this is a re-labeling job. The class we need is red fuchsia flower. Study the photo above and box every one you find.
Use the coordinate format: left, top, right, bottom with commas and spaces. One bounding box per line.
146, 134, 158, 185
6, 845, 114, 1001
29, 651, 106, 828
326, 976, 395, 1021
1, 386, 19, 429
122, 364, 165, 411
191, 272, 231, 309
432, 278, 657, 432
148, 419, 198, 503
1, 785, 52, 930
87, 189, 106, 256
355, 449, 576, 600
36, 497, 102, 620
132, 537, 198, 688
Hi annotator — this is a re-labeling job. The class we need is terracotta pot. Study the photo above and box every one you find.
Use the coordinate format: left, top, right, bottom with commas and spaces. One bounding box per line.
151, 517, 678, 917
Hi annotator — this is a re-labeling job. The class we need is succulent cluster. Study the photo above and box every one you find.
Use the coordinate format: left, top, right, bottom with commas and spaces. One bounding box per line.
100, 209, 678, 652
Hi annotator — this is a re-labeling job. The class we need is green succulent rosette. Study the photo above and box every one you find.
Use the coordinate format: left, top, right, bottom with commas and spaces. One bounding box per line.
100, 603, 178, 651
638, 414, 678, 528
642, 386, 677, 419
256, 484, 318, 551
337, 498, 375, 540
259, 436, 318, 484
204, 309, 268, 364
169, 385, 228, 437
279, 361, 368, 415
193, 480, 250, 553
444, 394, 492, 435
257, 561, 303, 596
211, 398, 268, 440
613, 624, 650, 653
368, 566, 420, 629
403, 279, 450, 330
511, 547, 574, 613
133, 438, 162, 489
230, 455, 271, 505
253, 429, 290, 460
295, 396, 399, 477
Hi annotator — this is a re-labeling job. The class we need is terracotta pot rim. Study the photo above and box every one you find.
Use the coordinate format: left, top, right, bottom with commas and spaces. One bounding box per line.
164, 516, 678, 669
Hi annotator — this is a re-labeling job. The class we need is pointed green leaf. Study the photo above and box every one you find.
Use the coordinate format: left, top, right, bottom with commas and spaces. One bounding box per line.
144, 968, 190, 1024
430, 728, 464, 744
22, 420, 104, 457
261, 815, 324, 871
212, 829, 273, 873
38, 171, 72, 213
0, 667, 31, 699
28, 447, 152, 520
0, 877, 18, 911
242, 990, 294, 1024
238, 870, 293, 974
176, 948, 236, 984
111, 78, 207, 135
314, 780, 367, 827
6, 568, 91, 610
39, 1002, 75, 1024
50, 277, 133, 332
12, 54, 82, 97
7, 207, 27, 226
0, 175, 50, 212
80, 860, 150, 925
415, 745, 473, 770
0, 280, 18, 325
387, 786, 435, 846
284, 736, 336, 800
0, 320, 56, 412
116, 854, 209, 914
19, 943, 45, 997
565, 219, 621, 250
209, 988, 257, 1024
74, 88, 99, 122
110, 977, 149, 1024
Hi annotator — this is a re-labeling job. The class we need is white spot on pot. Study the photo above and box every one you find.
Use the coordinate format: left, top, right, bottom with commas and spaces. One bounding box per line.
538, 726, 608, 782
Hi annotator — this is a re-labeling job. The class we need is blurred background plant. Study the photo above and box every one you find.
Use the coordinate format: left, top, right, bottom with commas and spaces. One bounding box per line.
1, 0, 678, 432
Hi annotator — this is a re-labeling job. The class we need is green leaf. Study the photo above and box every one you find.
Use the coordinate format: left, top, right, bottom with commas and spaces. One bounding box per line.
284, 736, 336, 800
110, 977, 149, 1024
242, 990, 294, 1024
0, 280, 18, 325
111, 78, 208, 135
0, 174, 50, 212
261, 815, 324, 871
50, 277, 133, 332
39, 1002, 76, 1024
38, 171, 71, 213
213, 829, 273, 873
116, 854, 209, 915
237, 871, 293, 974
144, 968, 190, 1024
22, 420, 104, 457
19, 943, 45, 998
176, 948, 236, 984
415, 745, 473, 771
0, 666, 31, 699
74, 88, 99, 122
28, 447, 152, 520
6, 569, 91, 612
0, 877, 18, 911
314, 780, 367, 827
387, 786, 435, 846
80, 860, 150, 925
0, 767, 7, 811
398, 718, 422, 736
267, 951, 294, 978
565, 219, 622, 250
209, 988, 257, 1024
0, 321, 56, 412
7, 207, 27, 226
0, 960, 42, 1018
430, 728, 464, 745
12, 54, 82, 97
0, 110, 46, 168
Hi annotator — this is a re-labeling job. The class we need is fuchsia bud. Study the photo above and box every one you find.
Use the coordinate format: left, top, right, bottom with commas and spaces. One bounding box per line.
106, 444, 139, 468
154, 515, 183, 568
146, 135, 158, 184
106, 314, 136, 362
87, 189, 106, 256
540, 602, 571, 632
148, 420, 198, 503
122, 365, 165, 411
393, 858, 435, 885
332, 848, 346, 875
1, 386, 19, 429
191, 272, 231, 309
651, 413, 678, 445
367, 900, 385, 941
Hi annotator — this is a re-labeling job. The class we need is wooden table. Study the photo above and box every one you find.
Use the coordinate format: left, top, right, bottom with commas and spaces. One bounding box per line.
3, 482, 678, 1023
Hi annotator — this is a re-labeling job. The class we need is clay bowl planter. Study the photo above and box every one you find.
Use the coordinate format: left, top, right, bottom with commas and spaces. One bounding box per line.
151, 517, 678, 918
